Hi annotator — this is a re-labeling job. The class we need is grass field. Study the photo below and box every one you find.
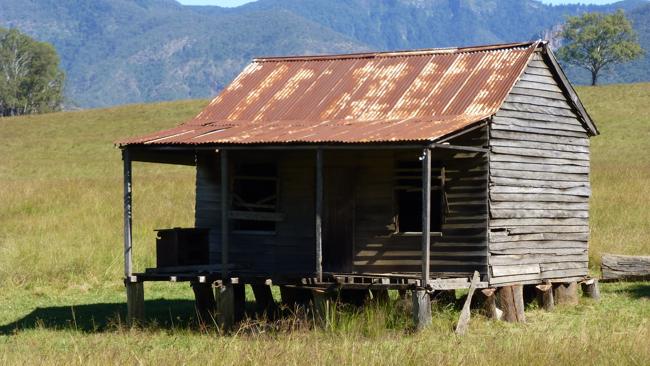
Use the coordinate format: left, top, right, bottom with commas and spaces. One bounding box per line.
0, 83, 649, 365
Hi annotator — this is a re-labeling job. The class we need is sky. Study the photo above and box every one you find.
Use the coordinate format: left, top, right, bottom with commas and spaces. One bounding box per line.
176, 0, 621, 7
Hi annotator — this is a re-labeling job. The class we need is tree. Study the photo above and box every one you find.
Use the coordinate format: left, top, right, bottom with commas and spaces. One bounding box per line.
0, 27, 65, 116
558, 10, 643, 86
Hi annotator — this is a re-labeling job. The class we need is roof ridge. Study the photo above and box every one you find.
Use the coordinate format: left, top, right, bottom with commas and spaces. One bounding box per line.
253, 41, 540, 62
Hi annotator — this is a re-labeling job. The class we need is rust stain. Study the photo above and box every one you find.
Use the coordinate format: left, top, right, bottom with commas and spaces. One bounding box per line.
118, 41, 539, 146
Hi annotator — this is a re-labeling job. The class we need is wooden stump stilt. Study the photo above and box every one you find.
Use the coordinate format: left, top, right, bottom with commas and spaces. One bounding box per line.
311, 289, 334, 327
535, 281, 555, 312
581, 279, 601, 301
370, 289, 390, 304
480, 288, 501, 320
412, 289, 432, 330
251, 284, 278, 317
233, 284, 246, 322
338, 289, 368, 306
126, 282, 144, 326
215, 284, 235, 331
398, 289, 408, 300
191, 282, 217, 325
496, 285, 525, 323
279, 286, 312, 308
553, 282, 579, 306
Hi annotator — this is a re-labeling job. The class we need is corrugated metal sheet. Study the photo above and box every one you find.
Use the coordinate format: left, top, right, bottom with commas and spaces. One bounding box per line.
118, 42, 539, 146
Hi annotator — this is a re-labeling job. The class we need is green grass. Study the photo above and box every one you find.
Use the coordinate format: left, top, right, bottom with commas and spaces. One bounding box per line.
1, 84, 649, 364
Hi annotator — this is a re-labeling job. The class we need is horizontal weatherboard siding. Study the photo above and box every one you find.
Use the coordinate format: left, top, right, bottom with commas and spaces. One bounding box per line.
487, 51, 590, 286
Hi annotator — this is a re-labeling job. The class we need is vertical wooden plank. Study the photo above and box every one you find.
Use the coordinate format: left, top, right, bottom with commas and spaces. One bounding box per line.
421, 148, 431, 286
315, 149, 323, 282
220, 149, 229, 278
122, 149, 133, 277
455, 271, 480, 335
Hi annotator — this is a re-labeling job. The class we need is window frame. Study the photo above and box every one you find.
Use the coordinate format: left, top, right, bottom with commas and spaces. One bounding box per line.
230, 162, 281, 235
393, 160, 446, 236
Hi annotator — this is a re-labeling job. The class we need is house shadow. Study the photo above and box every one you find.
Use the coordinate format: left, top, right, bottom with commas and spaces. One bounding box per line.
0, 299, 202, 335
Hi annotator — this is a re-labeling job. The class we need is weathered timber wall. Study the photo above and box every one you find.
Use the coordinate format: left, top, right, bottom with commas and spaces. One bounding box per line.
195, 150, 315, 274
352, 127, 489, 277
488, 51, 590, 286
195, 132, 489, 278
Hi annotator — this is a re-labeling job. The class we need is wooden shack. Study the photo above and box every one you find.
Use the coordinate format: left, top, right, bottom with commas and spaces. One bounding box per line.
117, 41, 598, 327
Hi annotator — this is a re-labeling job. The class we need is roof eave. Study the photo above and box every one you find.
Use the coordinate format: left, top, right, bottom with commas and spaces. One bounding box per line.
541, 44, 599, 136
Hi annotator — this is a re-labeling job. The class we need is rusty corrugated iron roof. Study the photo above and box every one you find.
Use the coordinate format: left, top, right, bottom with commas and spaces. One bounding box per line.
118, 41, 539, 146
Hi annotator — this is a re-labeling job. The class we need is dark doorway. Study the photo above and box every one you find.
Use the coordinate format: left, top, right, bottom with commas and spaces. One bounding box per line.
323, 166, 356, 273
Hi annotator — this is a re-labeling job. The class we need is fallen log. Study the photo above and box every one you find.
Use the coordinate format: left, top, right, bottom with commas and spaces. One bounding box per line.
601, 253, 650, 281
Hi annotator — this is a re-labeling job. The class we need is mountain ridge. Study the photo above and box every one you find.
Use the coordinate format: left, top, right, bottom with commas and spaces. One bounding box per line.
0, 0, 647, 108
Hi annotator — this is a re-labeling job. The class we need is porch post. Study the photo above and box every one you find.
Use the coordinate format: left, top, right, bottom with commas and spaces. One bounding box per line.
315, 148, 323, 282
421, 148, 431, 286
123, 148, 144, 326
220, 149, 229, 279
123, 148, 133, 277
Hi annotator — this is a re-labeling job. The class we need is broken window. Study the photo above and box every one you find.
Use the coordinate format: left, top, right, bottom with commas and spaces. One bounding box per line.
394, 160, 444, 233
231, 163, 279, 233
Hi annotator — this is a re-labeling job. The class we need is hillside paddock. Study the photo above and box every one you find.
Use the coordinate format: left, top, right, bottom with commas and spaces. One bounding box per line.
0, 83, 649, 365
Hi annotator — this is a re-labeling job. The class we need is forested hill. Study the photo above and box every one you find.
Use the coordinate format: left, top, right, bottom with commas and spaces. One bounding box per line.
0, 0, 648, 108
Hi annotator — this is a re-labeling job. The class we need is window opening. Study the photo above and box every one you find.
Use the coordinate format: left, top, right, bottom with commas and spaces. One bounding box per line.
394, 160, 444, 233
231, 163, 279, 233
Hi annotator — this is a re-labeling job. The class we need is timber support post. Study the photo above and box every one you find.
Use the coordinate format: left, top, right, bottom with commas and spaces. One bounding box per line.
311, 289, 334, 327
280, 286, 312, 308
215, 284, 235, 331
581, 279, 601, 301
421, 148, 431, 288
535, 281, 555, 311
125, 281, 144, 326
553, 282, 579, 305
315, 149, 323, 282
192, 282, 217, 326
496, 285, 525, 323
252, 284, 278, 317
220, 149, 229, 279
233, 284, 246, 322
412, 289, 432, 330
480, 288, 500, 320
123, 149, 144, 326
